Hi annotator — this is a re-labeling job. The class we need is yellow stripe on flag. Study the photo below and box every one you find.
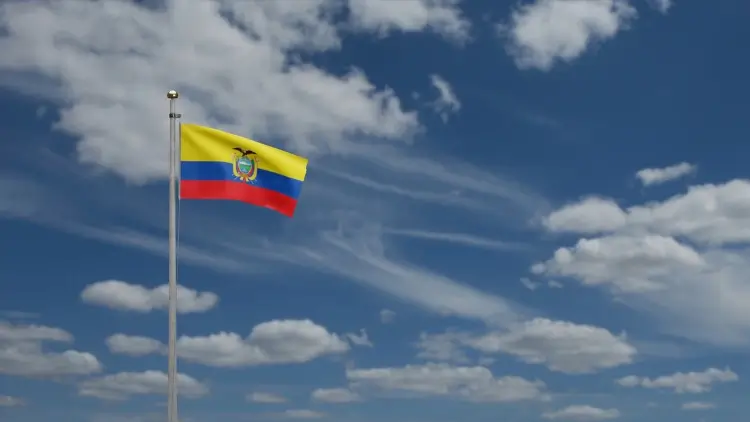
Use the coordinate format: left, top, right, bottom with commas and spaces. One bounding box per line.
180, 124, 308, 181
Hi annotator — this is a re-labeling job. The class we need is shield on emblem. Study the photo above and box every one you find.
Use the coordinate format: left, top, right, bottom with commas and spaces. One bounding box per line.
237, 156, 254, 176
232, 147, 259, 182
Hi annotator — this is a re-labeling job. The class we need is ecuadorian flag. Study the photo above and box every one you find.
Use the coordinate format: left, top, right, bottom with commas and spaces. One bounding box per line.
179, 124, 308, 217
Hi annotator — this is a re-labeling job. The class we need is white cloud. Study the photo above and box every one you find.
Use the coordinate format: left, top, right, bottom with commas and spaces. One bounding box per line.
316, 225, 526, 325
500, 0, 637, 70
0, 0, 466, 188
541, 180, 750, 245
468, 318, 636, 374
0, 395, 25, 407
346, 329, 373, 347
0, 174, 250, 273
177, 319, 348, 367
384, 228, 527, 251
112, 320, 348, 367
0, 321, 102, 377
415, 331, 470, 364
0, 342, 102, 377
681, 401, 715, 410
105, 334, 166, 356
1, 88, 548, 334
542, 405, 621, 421
380, 309, 396, 324
647, 0, 672, 14
616, 367, 738, 393
81, 280, 218, 314
0, 0, 547, 237
534, 235, 705, 293
0, 310, 39, 320
88, 414, 161, 422
537, 180, 750, 345
348, 0, 469, 42
282, 410, 325, 419
429, 74, 461, 122
247, 392, 287, 404
3, 168, 533, 327
2, 137, 544, 329
520, 277, 540, 291
0, 0, 449, 182
534, 235, 750, 345
0, 321, 72, 342
625, 181, 750, 245
544, 197, 628, 234
311, 388, 361, 403
347, 363, 546, 402
321, 150, 550, 218
547, 280, 563, 288
636, 162, 696, 186
79, 370, 208, 400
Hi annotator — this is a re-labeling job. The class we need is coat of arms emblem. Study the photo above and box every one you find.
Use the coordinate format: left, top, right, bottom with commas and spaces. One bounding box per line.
232, 147, 259, 183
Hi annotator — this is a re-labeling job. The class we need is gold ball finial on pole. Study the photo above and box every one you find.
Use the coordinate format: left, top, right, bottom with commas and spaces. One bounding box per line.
167, 90, 179, 99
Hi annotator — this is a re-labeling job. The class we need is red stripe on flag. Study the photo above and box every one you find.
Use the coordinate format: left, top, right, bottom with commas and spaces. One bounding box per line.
180, 180, 298, 217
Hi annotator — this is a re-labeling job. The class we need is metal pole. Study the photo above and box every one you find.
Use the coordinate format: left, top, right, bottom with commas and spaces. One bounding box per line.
167, 89, 180, 422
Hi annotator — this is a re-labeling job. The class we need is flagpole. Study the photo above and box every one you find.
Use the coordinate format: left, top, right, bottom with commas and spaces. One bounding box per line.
167, 90, 181, 422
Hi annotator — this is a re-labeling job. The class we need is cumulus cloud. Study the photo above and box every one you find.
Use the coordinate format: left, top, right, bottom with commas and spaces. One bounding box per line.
247, 392, 287, 404
500, 0, 637, 70
616, 367, 738, 393
538, 236, 750, 345
647, 0, 673, 14
414, 319, 636, 373
542, 405, 621, 421
311, 388, 361, 403
81, 280, 218, 314
468, 318, 636, 374
534, 235, 705, 293
178, 319, 349, 367
415, 331, 471, 364
520, 277, 540, 291
79, 370, 208, 400
636, 162, 696, 186
0, 321, 71, 343
681, 401, 715, 410
543, 197, 628, 234
347, 363, 546, 402
0, 310, 39, 320
348, 0, 469, 42
346, 329, 373, 347
429, 74, 461, 122
537, 179, 750, 345
105, 334, 166, 356
0, 0, 548, 225
0, 0, 471, 183
282, 410, 325, 419
0, 321, 102, 377
107, 320, 349, 367
0, 395, 25, 407
88, 414, 163, 422
542, 180, 750, 245
380, 309, 396, 324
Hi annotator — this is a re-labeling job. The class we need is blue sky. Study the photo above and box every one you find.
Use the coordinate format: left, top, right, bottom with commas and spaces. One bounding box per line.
1, 0, 749, 421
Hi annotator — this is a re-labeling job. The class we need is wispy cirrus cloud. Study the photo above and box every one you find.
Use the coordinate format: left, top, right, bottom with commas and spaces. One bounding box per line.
384, 228, 529, 252
0, 0, 547, 330
0, 143, 536, 326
